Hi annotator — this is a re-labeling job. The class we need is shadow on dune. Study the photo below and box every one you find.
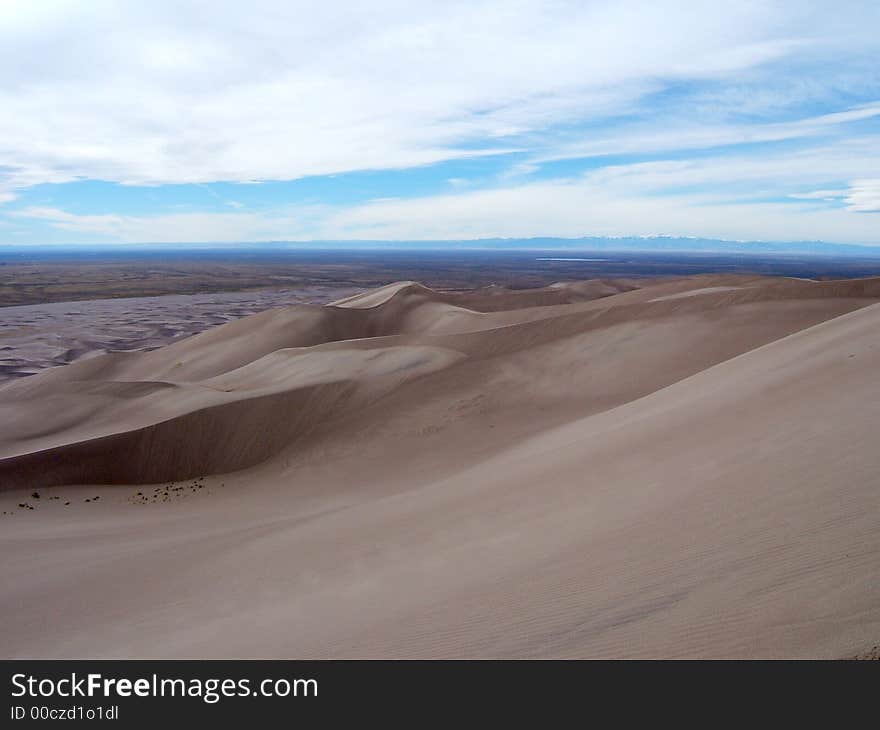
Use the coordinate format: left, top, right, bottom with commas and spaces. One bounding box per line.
3, 274, 880, 489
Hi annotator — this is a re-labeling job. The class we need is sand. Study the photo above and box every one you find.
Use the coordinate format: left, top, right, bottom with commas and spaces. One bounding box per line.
0, 286, 361, 385
1, 273, 879, 658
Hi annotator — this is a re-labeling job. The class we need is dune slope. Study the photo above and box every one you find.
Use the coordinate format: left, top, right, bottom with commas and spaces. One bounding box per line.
1, 274, 879, 658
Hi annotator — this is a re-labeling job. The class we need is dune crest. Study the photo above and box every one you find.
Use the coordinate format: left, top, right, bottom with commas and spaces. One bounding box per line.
2, 274, 880, 658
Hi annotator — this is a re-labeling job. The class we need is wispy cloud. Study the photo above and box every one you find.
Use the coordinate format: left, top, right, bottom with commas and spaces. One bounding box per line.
0, 1, 858, 189
533, 104, 880, 163
1, 1, 878, 244
788, 179, 880, 212
788, 190, 849, 201
13, 164, 880, 244
844, 179, 880, 212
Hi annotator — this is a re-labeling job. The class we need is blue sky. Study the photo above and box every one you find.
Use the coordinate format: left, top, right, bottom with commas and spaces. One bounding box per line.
0, 0, 878, 245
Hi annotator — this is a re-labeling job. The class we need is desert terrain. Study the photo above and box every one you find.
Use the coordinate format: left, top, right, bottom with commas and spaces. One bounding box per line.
0, 287, 360, 385
5, 248, 880, 307
1, 272, 879, 658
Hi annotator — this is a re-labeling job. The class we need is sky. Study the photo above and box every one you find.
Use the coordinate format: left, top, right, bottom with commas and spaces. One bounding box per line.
0, 0, 878, 246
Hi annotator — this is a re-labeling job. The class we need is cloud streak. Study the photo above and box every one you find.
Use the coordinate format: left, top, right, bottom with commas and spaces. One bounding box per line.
0, 1, 855, 188
844, 179, 880, 212
1, 0, 878, 244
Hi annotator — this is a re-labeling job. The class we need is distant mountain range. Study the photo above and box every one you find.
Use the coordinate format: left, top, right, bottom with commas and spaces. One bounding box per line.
3, 236, 880, 256
227, 236, 880, 256
289, 236, 880, 256
479, 236, 880, 255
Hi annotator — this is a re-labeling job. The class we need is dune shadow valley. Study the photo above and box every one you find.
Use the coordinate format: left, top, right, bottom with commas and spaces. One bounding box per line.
2, 271, 880, 659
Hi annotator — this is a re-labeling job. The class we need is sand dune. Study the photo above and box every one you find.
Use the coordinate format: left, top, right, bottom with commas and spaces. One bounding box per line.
0, 286, 361, 386
1, 274, 879, 658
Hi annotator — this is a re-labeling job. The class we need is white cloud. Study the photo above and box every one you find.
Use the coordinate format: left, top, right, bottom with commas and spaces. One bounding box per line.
785, 179, 880, 212
535, 103, 880, 163
0, 0, 866, 195
14, 162, 880, 244
309, 177, 880, 243
9, 206, 307, 242
12, 206, 126, 236
1, 1, 878, 244
844, 179, 880, 212
311, 140, 880, 242
788, 190, 849, 201
566, 135, 880, 206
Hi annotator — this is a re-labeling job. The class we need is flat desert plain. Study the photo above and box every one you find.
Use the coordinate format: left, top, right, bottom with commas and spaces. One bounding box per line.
1, 273, 879, 658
